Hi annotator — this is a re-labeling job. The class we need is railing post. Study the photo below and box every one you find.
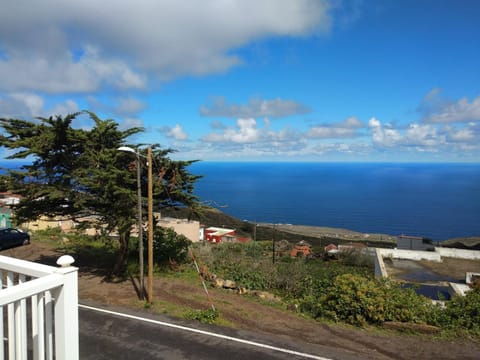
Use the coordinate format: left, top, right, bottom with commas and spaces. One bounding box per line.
53, 256, 79, 360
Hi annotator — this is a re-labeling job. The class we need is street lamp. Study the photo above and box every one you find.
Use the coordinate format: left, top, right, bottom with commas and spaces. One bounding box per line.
118, 146, 154, 303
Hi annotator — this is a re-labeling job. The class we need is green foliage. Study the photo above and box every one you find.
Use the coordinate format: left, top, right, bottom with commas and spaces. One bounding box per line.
184, 308, 219, 324
189, 241, 480, 336
298, 273, 435, 326
153, 227, 192, 265
437, 288, 480, 334
338, 249, 374, 268
0, 111, 201, 275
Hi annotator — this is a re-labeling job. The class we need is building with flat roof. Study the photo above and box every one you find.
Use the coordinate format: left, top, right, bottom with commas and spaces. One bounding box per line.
157, 217, 201, 242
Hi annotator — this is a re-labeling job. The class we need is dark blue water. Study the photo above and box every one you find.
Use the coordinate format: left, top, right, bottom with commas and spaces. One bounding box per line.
190, 162, 480, 241
402, 284, 451, 301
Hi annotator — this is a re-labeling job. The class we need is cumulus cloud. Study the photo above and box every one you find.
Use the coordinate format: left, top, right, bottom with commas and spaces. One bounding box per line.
369, 117, 448, 152
419, 89, 480, 123
425, 96, 480, 123
0, 47, 146, 93
404, 123, 445, 147
0, 92, 78, 119
200, 96, 311, 119
203, 118, 260, 143
0, 0, 330, 93
161, 124, 188, 141
307, 116, 364, 139
444, 123, 479, 143
368, 117, 402, 147
50, 99, 80, 116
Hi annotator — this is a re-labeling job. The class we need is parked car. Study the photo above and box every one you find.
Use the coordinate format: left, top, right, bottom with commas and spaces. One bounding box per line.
0, 228, 30, 250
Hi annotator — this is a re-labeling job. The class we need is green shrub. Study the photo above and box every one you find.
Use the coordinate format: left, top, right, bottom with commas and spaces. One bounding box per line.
299, 273, 435, 327
338, 249, 374, 268
184, 308, 219, 324
439, 288, 480, 334
152, 227, 192, 265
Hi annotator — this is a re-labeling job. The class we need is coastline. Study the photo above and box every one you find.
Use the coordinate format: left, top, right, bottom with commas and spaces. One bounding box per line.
259, 223, 397, 244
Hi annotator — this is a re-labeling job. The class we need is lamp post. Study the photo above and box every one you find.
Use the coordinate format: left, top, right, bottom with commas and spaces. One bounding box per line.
118, 146, 154, 302
147, 146, 153, 303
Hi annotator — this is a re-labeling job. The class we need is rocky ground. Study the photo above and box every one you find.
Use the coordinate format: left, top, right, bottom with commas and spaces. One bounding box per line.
3, 241, 480, 360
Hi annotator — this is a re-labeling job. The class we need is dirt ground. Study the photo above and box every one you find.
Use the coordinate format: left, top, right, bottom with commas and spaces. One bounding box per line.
3, 242, 480, 360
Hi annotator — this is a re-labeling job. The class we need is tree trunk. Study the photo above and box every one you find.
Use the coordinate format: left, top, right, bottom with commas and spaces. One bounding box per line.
112, 231, 130, 277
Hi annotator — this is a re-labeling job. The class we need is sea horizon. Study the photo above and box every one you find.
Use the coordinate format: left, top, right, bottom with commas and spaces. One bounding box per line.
190, 161, 480, 241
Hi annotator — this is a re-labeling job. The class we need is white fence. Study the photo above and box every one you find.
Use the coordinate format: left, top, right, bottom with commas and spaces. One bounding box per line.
0, 255, 78, 360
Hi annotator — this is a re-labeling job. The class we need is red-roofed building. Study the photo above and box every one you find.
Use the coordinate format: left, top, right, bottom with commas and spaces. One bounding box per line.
205, 227, 236, 243
290, 240, 311, 257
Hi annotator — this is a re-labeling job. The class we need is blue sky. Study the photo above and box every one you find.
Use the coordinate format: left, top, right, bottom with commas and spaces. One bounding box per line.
0, 0, 479, 162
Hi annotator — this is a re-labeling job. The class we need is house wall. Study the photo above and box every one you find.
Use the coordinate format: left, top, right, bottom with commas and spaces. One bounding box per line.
158, 217, 200, 242
23, 216, 76, 232
397, 236, 434, 251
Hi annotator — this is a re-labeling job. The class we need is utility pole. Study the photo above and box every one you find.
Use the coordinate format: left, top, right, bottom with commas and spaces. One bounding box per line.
136, 150, 144, 300
147, 146, 154, 303
272, 224, 276, 264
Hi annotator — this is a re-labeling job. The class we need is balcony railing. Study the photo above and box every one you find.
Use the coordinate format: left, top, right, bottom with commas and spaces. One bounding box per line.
0, 254, 78, 360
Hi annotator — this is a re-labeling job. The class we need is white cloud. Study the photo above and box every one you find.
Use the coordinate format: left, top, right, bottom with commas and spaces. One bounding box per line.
444, 123, 479, 143
340, 116, 364, 128
50, 99, 80, 116
419, 89, 480, 124
200, 96, 311, 119
160, 124, 188, 141
204, 118, 260, 143
0, 0, 330, 93
9, 93, 44, 116
426, 96, 480, 123
404, 123, 444, 147
307, 116, 364, 139
368, 117, 460, 153
0, 92, 78, 118
368, 117, 402, 147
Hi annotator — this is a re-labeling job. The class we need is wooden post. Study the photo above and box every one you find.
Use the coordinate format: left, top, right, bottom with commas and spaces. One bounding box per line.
147, 146, 154, 303
136, 150, 144, 300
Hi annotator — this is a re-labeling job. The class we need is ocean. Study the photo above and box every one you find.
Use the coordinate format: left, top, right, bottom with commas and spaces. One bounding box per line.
190, 162, 480, 241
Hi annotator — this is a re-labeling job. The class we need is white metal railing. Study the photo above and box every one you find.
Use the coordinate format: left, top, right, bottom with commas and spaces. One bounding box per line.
0, 255, 78, 360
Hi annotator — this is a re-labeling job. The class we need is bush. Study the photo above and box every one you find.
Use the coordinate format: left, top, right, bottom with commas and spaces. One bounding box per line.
152, 227, 192, 265
438, 288, 480, 334
299, 273, 435, 326
338, 249, 374, 268
184, 308, 219, 324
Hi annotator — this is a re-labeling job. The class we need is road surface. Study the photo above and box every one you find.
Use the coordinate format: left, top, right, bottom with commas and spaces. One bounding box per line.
78, 302, 359, 360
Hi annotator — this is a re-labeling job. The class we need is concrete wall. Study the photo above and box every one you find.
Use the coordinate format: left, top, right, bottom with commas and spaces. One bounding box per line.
436, 247, 480, 260
158, 217, 200, 242
374, 248, 388, 278
377, 248, 442, 262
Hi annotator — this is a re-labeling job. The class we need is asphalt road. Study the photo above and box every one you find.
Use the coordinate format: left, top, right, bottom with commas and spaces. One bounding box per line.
78, 303, 354, 360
